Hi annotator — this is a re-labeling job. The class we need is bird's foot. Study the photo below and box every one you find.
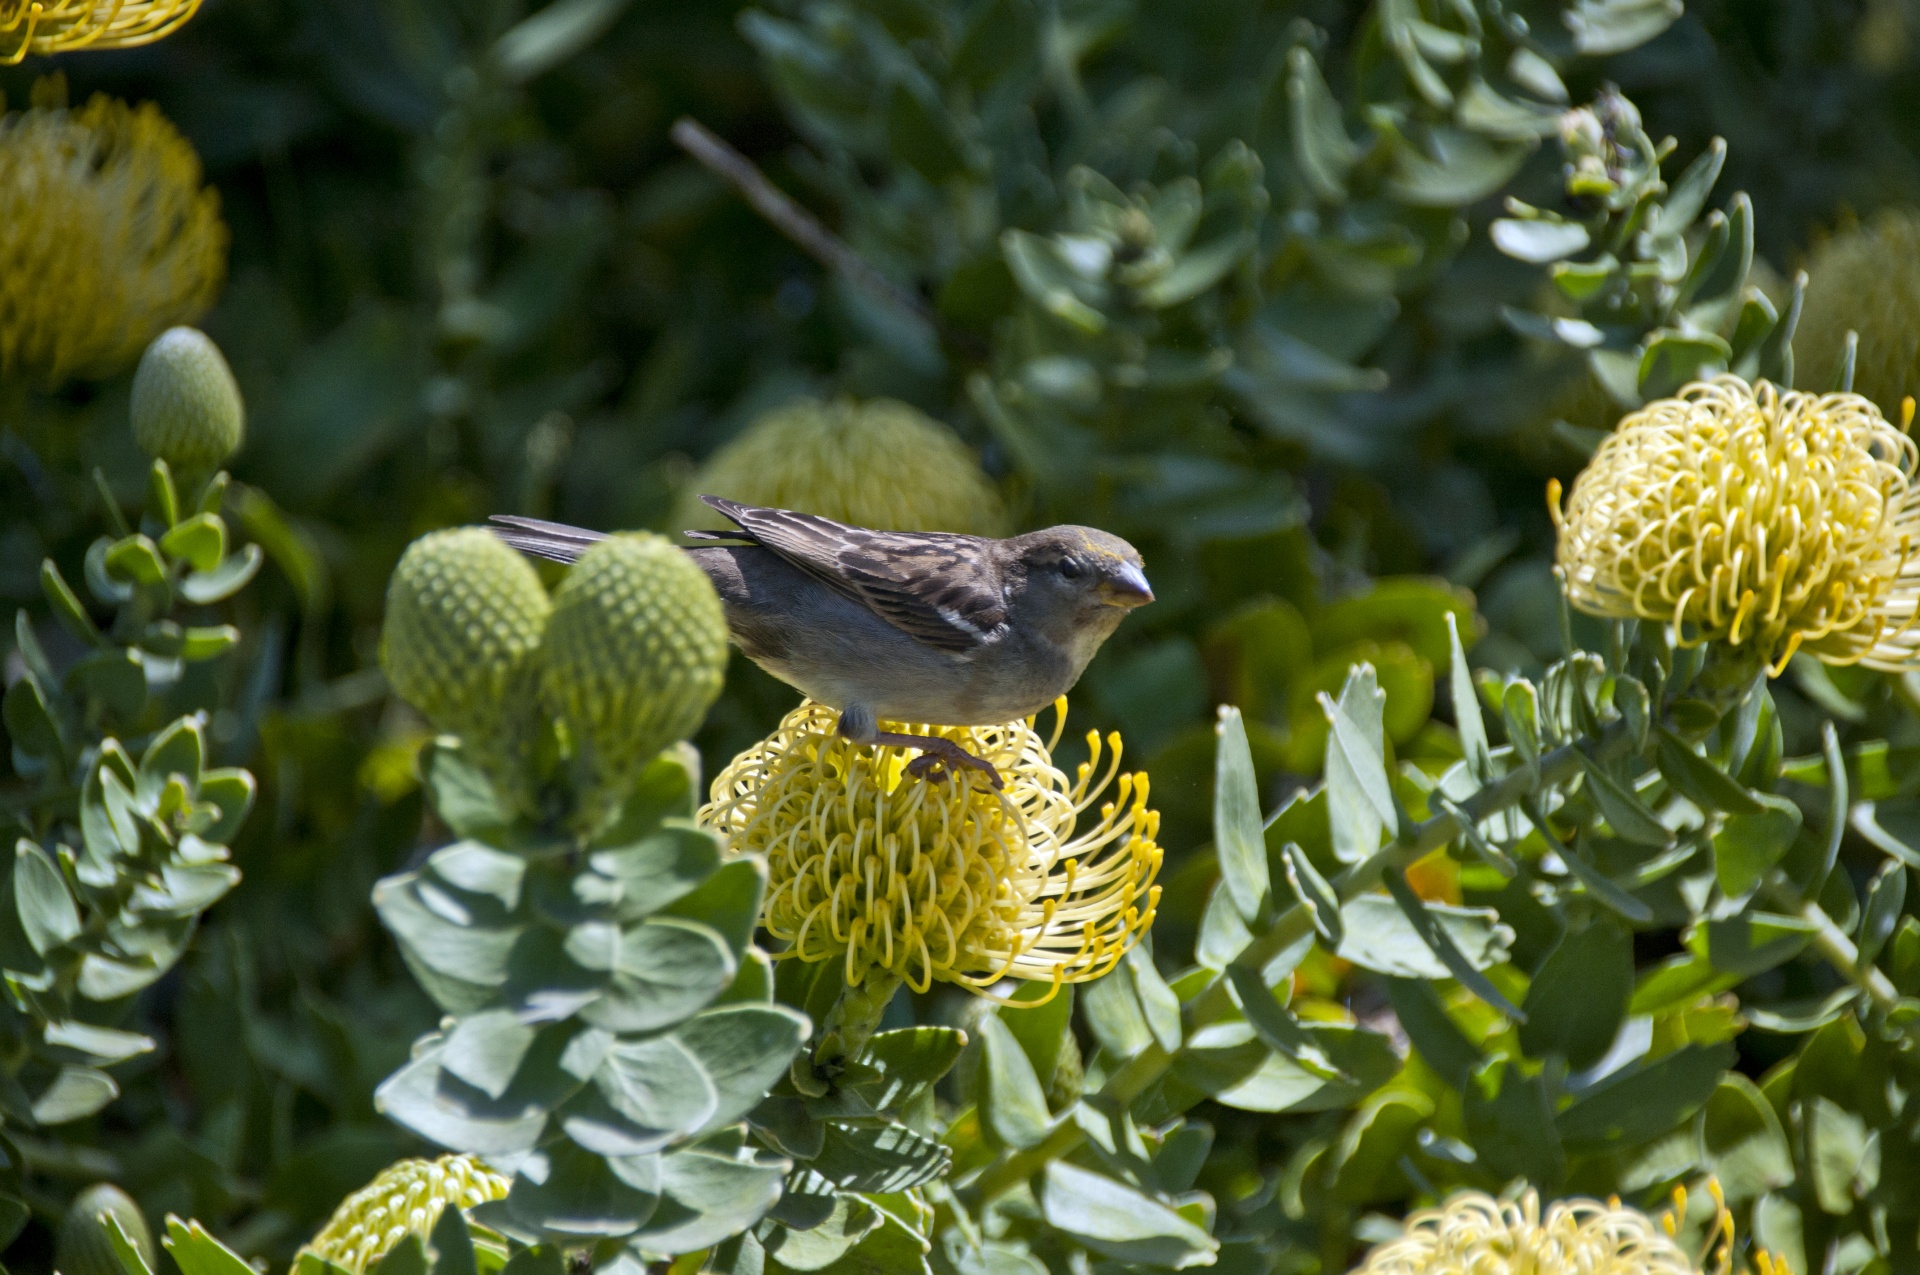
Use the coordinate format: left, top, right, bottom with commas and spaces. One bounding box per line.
871, 731, 1005, 790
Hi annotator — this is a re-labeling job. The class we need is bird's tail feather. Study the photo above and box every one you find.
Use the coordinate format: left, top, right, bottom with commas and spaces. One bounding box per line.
489, 514, 607, 565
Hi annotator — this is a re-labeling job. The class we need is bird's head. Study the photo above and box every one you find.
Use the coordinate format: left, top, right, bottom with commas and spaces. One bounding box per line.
1014, 525, 1153, 650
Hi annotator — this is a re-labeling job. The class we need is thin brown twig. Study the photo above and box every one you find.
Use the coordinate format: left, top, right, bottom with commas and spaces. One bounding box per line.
669, 116, 942, 333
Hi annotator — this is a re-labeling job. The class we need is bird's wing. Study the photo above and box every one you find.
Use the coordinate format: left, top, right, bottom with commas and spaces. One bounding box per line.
700, 496, 1007, 654
490, 514, 607, 564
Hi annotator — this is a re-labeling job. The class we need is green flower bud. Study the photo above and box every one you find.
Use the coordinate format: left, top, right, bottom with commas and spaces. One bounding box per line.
379, 528, 551, 810
677, 397, 1008, 535
542, 532, 727, 825
56, 1183, 154, 1275
129, 327, 244, 472
299, 1155, 511, 1275
1797, 209, 1920, 413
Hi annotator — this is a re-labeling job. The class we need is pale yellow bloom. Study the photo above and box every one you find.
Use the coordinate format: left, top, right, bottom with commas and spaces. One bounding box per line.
0, 84, 225, 385
1, 0, 200, 63
701, 698, 1161, 1001
677, 397, 1009, 536
300, 1155, 510, 1274
1551, 375, 1920, 674
1352, 1184, 1777, 1275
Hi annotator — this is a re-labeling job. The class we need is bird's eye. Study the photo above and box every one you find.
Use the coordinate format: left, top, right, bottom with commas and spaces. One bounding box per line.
1059, 557, 1084, 580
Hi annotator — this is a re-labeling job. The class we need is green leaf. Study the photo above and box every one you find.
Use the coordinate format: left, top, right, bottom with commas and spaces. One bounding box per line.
1490, 218, 1590, 263
66, 650, 147, 723
40, 559, 102, 647
140, 716, 205, 804
32, 1065, 119, 1123
1652, 138, 1728, 238
1382, 869, 1525, 1021
673, 1005, 809, 1133
1286, 46, 1357, 202
375, 1046, 550, 1156
441, 1009, 536, 1101
1384, 978, 1481, 1082
1128, 944, 1183, 1054
852, 1027, 966, 1112
163, 1217, 257, 1275
104, 535, 167, 587
179, 626, 240, 662
808, 1122, 950, 1195
1523, 799, 1653, 923
1576, 754, 1671, 846
998, 982, 1073, 1094
1639, 329, 1732, 400
427, 1204, 479, 1275
1565, 0, 1683, 55
1465, 1061, 1565, 1189
1808, 1096, 1875, 1214
501, 1142, 660, 1241
1321, 664, 1396, 864
159, 514, 227, 574
1698, 1074, 1793, 1203
1040, 1163, 1217, 1269
178, 542, 262, 604
1713, 793, 1803, 896
1332, 1089, 1433, 1202
1703, 912, 1816, 977
571, 1036, 716, 1155
1446, 613, 1489, 783
591, 825, 723, 920
1554, 1042, 1736, 1150
494, 0, 635, 82
1386, 127, 1530, 206
42, 1020, 156, 1066
659, 856, 764, 959
1213, 706, 1270, 924
1083, 969, 1153, 1060
1520, 918, 1631, 1069
978, 1014, 1051, 1149
420, 741, 511, 841
4, 675, 65, 764
624, 1144, 789, 1255
1655, 726, 1762, 814
1278, 840, 1341, 946
1336, 893, 1512, 980
1181, 1022, 1397, 1113
1227, 963, 1348, 1081
1856, 860, 1907, 969
15, 840, 80, 955
580, 918, 736, 1032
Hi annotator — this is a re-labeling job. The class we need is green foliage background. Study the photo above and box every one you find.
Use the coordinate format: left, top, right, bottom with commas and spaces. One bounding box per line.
14, 0, 1920, 1272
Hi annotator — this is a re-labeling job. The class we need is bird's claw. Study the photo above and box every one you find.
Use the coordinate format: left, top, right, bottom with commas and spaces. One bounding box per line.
904, 741, 1004, 790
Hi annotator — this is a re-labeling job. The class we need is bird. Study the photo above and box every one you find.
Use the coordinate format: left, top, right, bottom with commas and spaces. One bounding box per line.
491, 495, 1153, 788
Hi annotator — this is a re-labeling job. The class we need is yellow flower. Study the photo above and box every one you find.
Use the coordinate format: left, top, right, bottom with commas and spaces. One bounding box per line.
677, 397, 1009, 536
0, 82, 225, 386
1, 0, 199, 62
299, 1155, 511, 1274
1550, 375, 1920, 675
701, 698, 1161, 1001
1795, 209, 1920, 414
1351, 1184, 1778, 1275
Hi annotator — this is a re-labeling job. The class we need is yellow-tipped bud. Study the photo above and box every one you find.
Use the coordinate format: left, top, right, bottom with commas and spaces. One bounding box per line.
379, 528, 551, 807
678, 397, 1008, 535
298, 1155, 510, 1275
541, 532, 728, 825
56, 1184, 154, 1275
130, 327, 244, 471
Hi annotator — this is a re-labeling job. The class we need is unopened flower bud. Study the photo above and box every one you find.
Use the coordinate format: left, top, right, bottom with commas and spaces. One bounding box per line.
379, 528, 551, 809
56, 1184, 154, 1275
542, 532, 727, 827
130, 327, 244, 472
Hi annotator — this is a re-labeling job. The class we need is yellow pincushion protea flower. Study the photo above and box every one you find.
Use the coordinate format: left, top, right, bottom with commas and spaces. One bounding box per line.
0, 83, 225, 385
701, 698, 1162, 1001
299, 1155, 510, 1274
677, 397, 1009, 536
1551, 375, 1920, 675
2, 0, 200, 63
1352, 1183, 1781, 1275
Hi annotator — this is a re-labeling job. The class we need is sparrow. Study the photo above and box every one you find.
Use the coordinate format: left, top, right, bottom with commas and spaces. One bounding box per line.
491, 496, 1153, 788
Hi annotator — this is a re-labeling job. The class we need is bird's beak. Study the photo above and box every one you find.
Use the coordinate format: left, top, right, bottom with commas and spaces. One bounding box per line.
1099, 562, 1154, 609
